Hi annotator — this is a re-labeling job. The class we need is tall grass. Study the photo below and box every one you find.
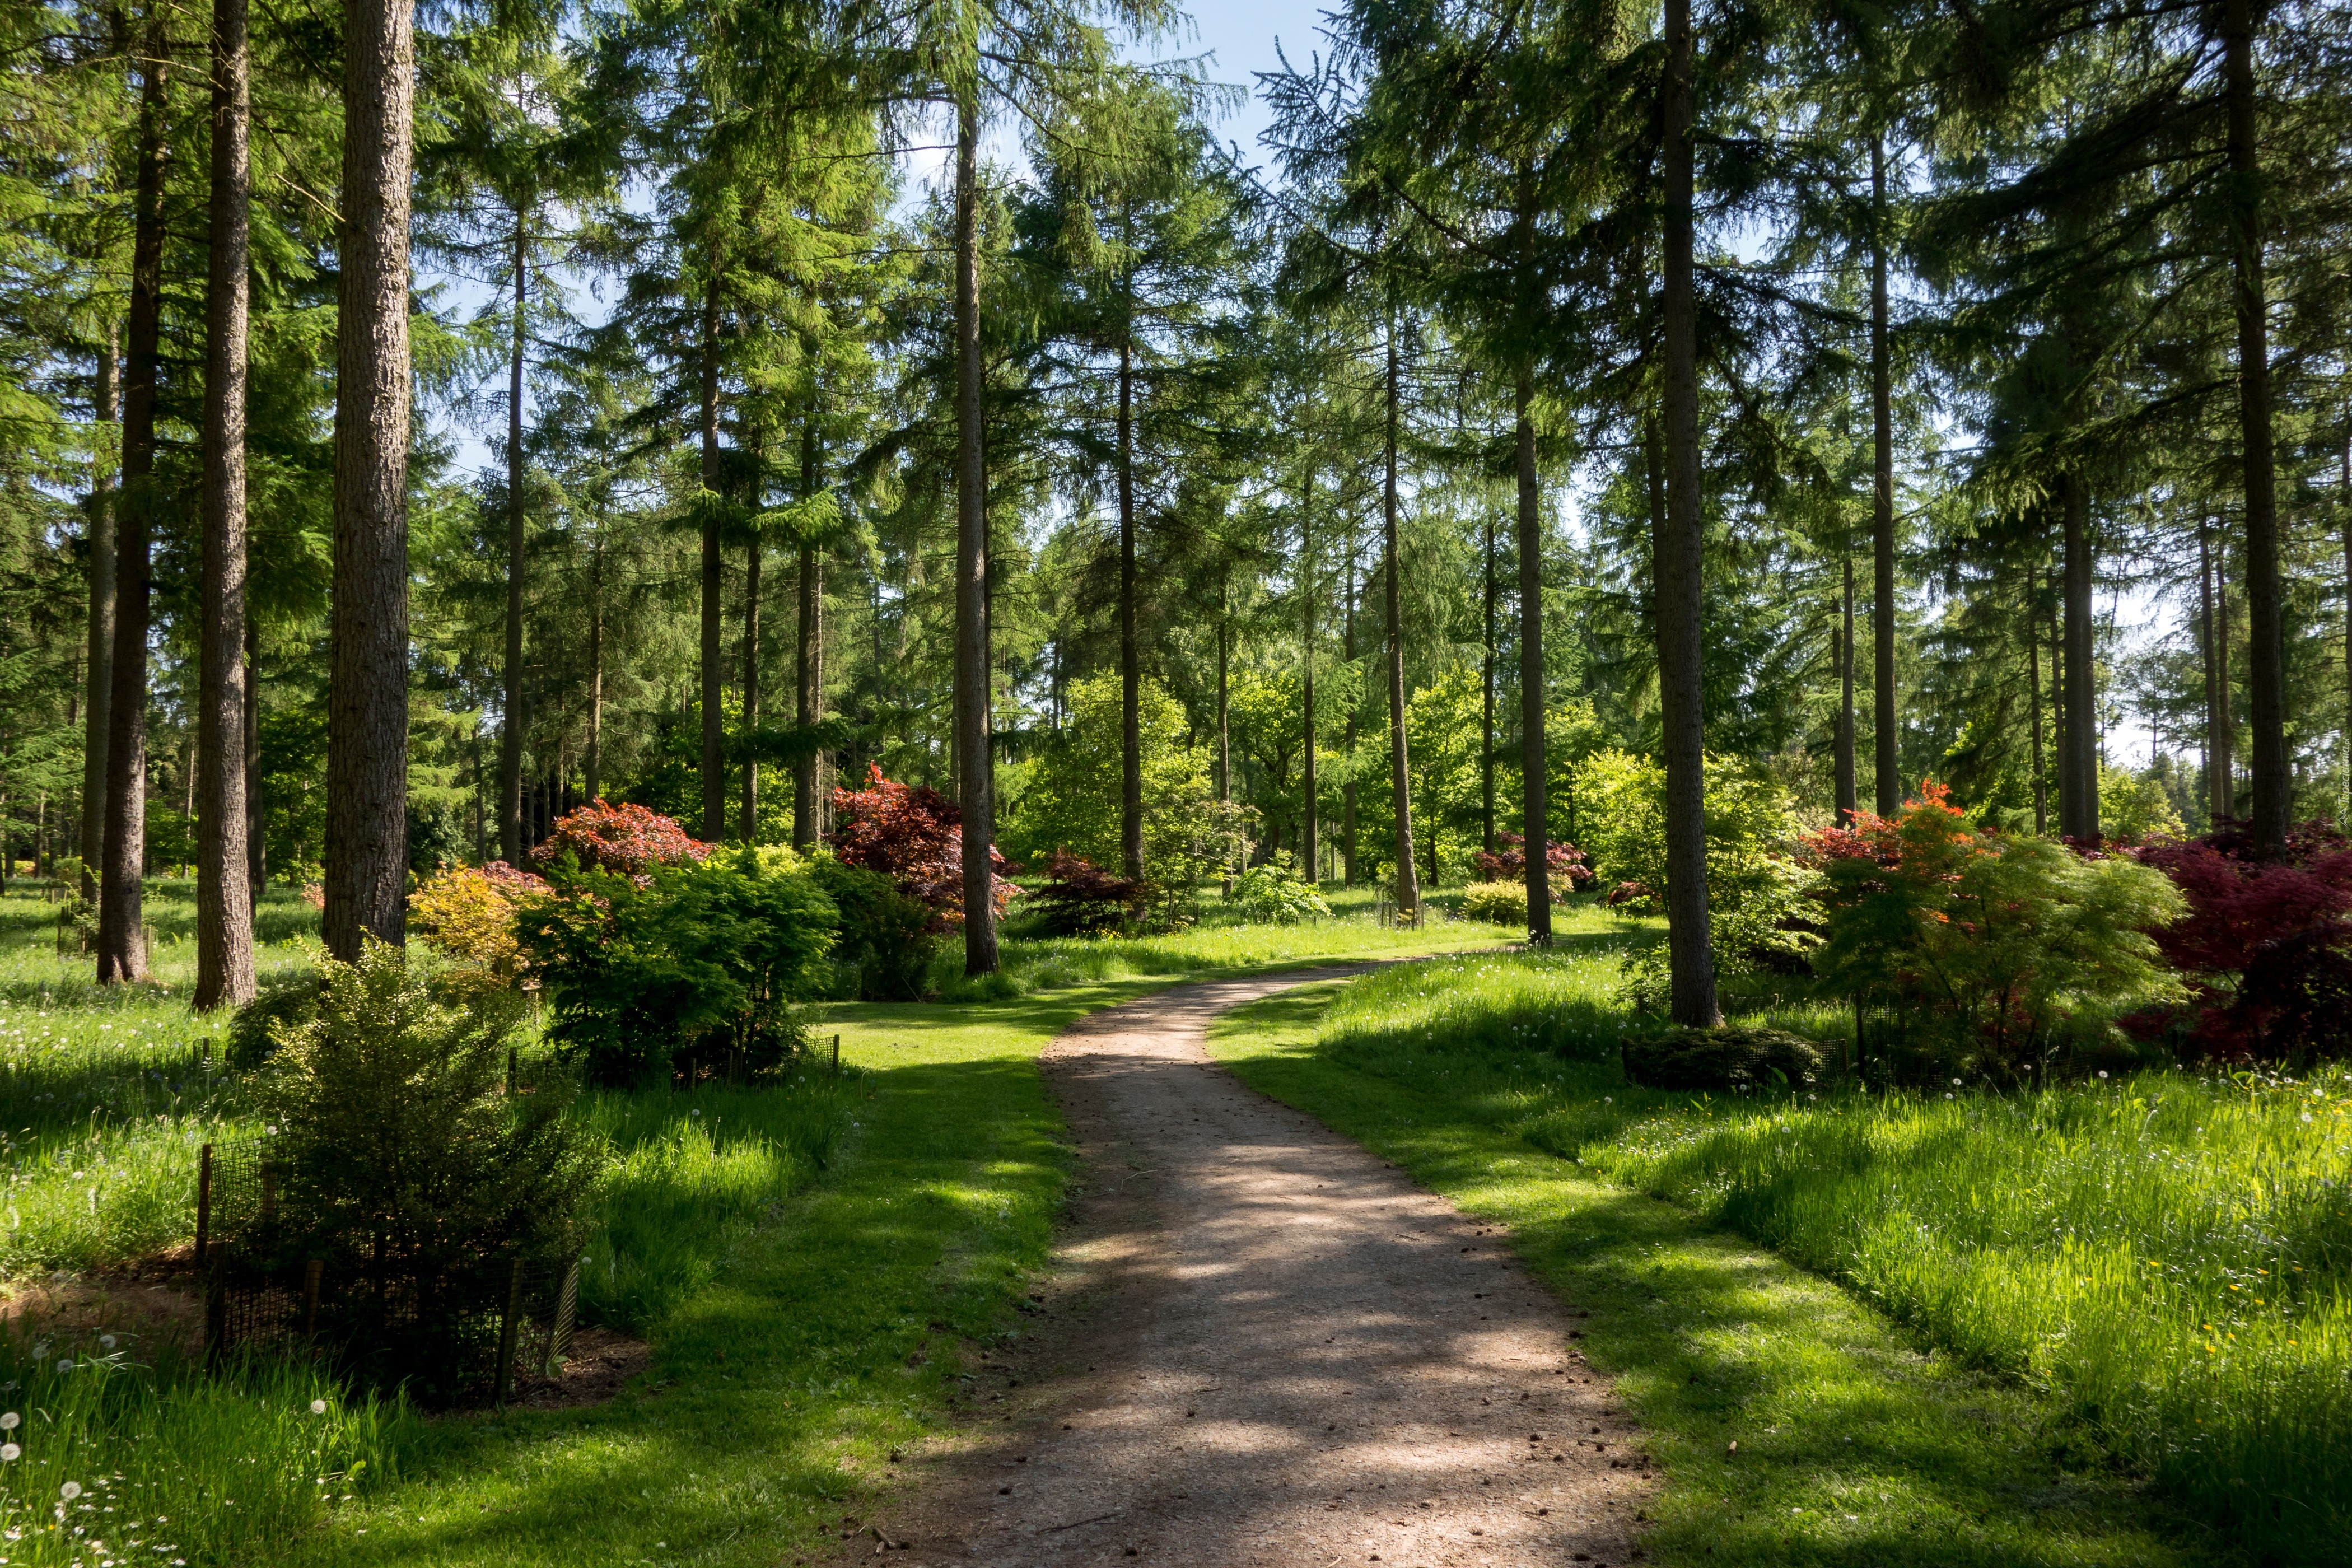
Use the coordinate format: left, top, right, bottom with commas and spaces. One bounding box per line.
1318, 948, 2352, 1565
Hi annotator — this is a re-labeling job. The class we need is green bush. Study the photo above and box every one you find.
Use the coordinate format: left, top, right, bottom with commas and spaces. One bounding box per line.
226, 968, 325, 1068
1459, 881, 1528, 925
519, 845, 839, 1086
807, 851, 939, 1001
1620, 1023, 1822, 1091
1230, 853, 1331, 925
254, 941, 604, 1394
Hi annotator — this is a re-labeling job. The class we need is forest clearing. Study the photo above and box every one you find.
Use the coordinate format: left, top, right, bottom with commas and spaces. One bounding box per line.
6, 0, 2352, 1560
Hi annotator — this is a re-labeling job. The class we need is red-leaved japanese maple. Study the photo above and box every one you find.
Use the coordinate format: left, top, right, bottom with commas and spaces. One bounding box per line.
531, 801, 710, 880
827, 765, 1016, 928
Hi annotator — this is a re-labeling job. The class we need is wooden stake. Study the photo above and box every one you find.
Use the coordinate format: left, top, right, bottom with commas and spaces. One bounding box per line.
494, 1257, 524, 1405
302, 1258, 323, 1340
194, 1142, 213, 1267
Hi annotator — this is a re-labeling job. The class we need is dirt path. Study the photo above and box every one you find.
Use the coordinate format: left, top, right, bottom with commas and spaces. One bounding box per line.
865, 969, 1654, 1567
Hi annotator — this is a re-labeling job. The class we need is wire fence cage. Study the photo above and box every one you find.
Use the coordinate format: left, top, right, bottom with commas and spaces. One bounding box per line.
195, 1141, 582, 1407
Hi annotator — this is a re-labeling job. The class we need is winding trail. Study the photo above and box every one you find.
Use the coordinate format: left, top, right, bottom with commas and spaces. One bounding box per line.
869, 968, 1654, 1567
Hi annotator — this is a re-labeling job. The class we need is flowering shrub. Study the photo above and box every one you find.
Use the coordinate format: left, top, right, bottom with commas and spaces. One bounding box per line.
408, 861, 548, 987
2131, 820, 2352, 1061
1230, 853, 1331, 926
1030, 851, 1155, 935
1803, 783, 2185, 1080
531, 800, 708, 880
1471, 832, 1594, 898
827, 764, 1016, 927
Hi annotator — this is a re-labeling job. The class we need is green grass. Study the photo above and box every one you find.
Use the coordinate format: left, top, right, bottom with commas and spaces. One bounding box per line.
1205, 949, 2352, 1566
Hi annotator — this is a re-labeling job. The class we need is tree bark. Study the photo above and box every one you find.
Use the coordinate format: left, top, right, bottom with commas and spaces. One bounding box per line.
1343, 535, 1357, 884
323, 0, 416, 959
81, 321, 118, 902
97, 21, 167, 984
196, 0, 254, 1009
740, 521, 761, 842
585, 531, 603, 803
698, 270, 725, 842
1835, 554, 1856, 824
2028, 562, 2047, 834
1657, 0, 1719, 1025
2057, 472, 2098, 840
954, 90, 997, 973
1302, 464, 1318, 882
244, 615, 264, 901
1870, 133, 1898, 817
792, 400, 822, 849
500, 207, 527, 864
1516, 366, 1550, 941
1118, 331, 1142, 883
2221, 0, 2286, 855
1481, 506, 1496, 859
1383, 309, 1420, 915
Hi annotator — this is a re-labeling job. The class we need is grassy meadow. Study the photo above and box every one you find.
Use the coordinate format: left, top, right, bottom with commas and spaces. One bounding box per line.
1212, 944, 2351, 1565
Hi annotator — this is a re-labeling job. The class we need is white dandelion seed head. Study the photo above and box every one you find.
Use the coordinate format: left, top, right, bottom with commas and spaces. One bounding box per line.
1, 1443, 18, 1461
59, 1482, 80, 1501
1952, 1077, 1963, 1086
56, 1360, 72, 1375
1, 1411, 18, 1430
2098, 1071, 2110, 1080
309, 1400, 326, 1415
97, 1336, 114, 1351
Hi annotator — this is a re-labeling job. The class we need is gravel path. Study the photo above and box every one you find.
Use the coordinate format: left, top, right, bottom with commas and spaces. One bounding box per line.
867, 969, 1654, 1567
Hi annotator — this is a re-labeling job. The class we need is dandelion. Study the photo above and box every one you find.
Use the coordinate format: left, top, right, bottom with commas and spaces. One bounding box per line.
309, 1400, 327, 1415
2098, 1071, 2110, 1080
1, 1412, 18, 1430
96, 1336, 114, 1351
56, 1360, 72, 1375
1, 1444, 18, 1462
59, 1483, 80, 1502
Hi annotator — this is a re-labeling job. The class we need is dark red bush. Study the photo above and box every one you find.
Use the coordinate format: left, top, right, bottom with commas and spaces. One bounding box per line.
2132, 819, 2352, 1061
1028, 851, 1150, 936
1471, 833, 1594, 898
826, 765, 1017, 930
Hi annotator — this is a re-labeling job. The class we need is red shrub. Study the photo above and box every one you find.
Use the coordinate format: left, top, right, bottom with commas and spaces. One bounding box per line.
532, 801, 710, 880
1028, 851, 1150, 935
2132, 820, 2352, 1060
827, 765, 1017, 929
1472, 832, 1594, 898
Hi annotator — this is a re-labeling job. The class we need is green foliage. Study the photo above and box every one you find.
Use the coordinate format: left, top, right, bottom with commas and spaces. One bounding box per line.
1620, 1024, 1822, 1091
520, 847, 839, 1086
1808, 791, 2187, 1080
225, 968, 325, 1069
1229, 853, 1332, 925
1457, 880, 1528, 925
2099, 763, 2187, 844
806, 851, 939, 1001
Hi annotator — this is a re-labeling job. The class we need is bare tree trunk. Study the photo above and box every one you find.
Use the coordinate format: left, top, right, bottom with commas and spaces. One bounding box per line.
81, 322, 118, 901
2057, 472, 2099, 840
1658, 0, 1718, 1026
1516, 365, 1551, 941
1835, 554, 1856, 824
322, 0, 416, 959
740, 522, 761, 842
2222, 0, 2286, 855
954, 90, 997, 973
1481, 507, 1496, 859
585, 532, 603, 803
1302, 465, 1318, 881
793, 402, 822, 849
195, 0, 254, 1008
2028, 563, 2047, 834
1216, 577, 1230, 806
698, 271, 725, 842
1870, 133, 1898, 818
97, 21, 167, 984
1383, 310, 1420, 915
2341, 431, 2351, 817
1118, 331, 1142, 884
500, 208, 527, 864
245, 617, 264, 900
1342, 539, 1356, 884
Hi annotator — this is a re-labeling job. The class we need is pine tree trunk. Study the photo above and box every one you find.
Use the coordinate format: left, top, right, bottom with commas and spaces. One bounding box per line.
323, 0, 416, 959
2222, 0, 2286, 855
740, 525, 760, 842
1383, 310, 1419, 916
793, 403, 821, 849
1302, 465, 1318, 882
196, 0, 254, 1009
1343, 540, 1356, 884
1216, 579, 1230, 810
500, 209, 527, 864
80, 321, 117, 902
954, 90, 997, 974
1870, 133, 1898, 816
1658, 0, 1718, 1026
97, 22, 167, 984
2058, 472, 2098, 840
1118, 332, 1142, 884
2027, 563, 2047, 834
1516, 366, 1551, 942
1481, 508, 1496, 858
1835, 555, 1856, 824
698, 270, 725, 842
585, 535, 603, 804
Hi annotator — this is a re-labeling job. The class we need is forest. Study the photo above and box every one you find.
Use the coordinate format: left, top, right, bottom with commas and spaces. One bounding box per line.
1, 0, 2349, 1563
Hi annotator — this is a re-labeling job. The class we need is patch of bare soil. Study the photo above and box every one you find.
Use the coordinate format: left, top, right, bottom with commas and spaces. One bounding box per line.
503, 1327, 652, 1410
849, 968, 1655, 1568
2, 1249, 204, 1356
